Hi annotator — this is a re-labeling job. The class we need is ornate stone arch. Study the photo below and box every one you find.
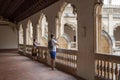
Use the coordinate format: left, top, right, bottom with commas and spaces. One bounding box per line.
26, 20, 33, 45
113, 24, 120, 41
56, 2, 78, 50
101, 30, 113, 53
37, 13, 48, 46
56, 2, 77, 37
19, 24, 23, 44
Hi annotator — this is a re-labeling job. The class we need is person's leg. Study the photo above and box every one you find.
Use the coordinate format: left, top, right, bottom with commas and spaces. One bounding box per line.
51, 58, 53, 69
51, 58, 55, 70
50, 51, 56, 70
50, 51, 53, 69
52, 51, 56, 70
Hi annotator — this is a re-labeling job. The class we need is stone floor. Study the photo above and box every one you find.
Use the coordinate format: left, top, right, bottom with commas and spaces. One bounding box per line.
0, 52, 77, 80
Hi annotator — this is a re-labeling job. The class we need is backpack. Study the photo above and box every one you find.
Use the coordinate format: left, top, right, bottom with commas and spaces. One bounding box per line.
48, 40, 53, 50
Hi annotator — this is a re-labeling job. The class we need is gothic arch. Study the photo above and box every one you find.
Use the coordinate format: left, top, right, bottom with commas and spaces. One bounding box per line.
56, 2, 78, 50
101, 30, 112, 53
19, 24, 23, 44
37, 13, 48, 47
114, 25, 120, 41
26, 20, 33, 45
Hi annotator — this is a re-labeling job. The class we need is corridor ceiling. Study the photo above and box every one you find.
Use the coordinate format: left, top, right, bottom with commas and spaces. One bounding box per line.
0, 0, 59, 23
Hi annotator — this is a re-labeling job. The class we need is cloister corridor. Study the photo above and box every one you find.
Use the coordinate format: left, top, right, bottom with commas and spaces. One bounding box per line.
0, 52, 78, 80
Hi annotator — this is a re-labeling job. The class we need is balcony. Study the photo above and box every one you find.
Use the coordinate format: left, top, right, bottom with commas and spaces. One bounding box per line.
19, 44, 78, 76
19, 44, 120, 80
95, 53, 120, 80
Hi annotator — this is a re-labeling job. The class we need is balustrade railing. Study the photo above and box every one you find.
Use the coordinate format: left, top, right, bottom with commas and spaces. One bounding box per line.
25, 45, 48, 64
95, 53, 120, 80
56, 48, 77, 75
18, 44, 24, 52
37, 46, 48, 64
19, 44, 78, 75
26, 45, 33, 54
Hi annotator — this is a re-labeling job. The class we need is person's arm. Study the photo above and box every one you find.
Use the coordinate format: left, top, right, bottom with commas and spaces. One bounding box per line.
34, 42, 39, 46
53, 39, 59, 46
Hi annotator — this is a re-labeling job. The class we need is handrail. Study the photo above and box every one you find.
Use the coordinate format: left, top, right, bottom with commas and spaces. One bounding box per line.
95, 53, 120, 63
57, 48, 78, 55
18, 44, 24, 53
56, 48, 78, 75
19, 44, 78, 76
95, 53, 120, 80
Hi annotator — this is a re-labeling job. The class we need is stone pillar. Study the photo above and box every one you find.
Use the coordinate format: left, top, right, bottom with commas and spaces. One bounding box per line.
17, 25, 19, 51
46, 15, 56, 65
77, 0, 95, 80
98, 6, 102, 53
30, 14, 39, 40
108, 14, 113, 36
23, 23, 27, 54
32, 22, 38, 40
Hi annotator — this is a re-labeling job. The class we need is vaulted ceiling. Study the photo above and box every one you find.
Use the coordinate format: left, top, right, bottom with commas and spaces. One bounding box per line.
0, 0, 59, 23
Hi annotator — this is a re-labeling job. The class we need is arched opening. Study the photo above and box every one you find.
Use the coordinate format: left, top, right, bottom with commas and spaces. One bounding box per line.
101, 30, 113, 53
114, 26, 120, 41
95, 0, 117, 54
19, 24, 23, 44
26, 20, 33, 45
114, 26, 120, 49
37, 14, 48, 46
56, 3, 78, 50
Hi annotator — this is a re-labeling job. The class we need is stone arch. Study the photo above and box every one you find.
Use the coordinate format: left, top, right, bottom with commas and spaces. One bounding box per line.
101, 30, 113, 53
113, 24, 120, 49
114, 26, 120, 49
26, 20, 33, 45
64, 23, 76, 42
37, 13, 48, 47
56, 2, 78, 50
19, 24, 23, 44
114, 25, 120, 41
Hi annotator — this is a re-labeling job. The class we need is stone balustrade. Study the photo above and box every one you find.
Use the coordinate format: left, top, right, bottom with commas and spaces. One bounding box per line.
18, 44, 24, 52
95, 53, 120, 80
26, 45, 33, 54
56, 48, 78, 75
18, 44, 78, 76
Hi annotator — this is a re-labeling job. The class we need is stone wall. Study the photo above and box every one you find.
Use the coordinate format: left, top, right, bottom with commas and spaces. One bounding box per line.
0, 24, 17, 49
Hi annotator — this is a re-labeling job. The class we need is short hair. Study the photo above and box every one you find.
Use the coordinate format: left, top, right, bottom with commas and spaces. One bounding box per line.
51, 34, 54, 38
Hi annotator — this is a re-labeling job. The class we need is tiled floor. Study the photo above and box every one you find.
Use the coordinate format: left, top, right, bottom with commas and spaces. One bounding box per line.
0, 52, 77, 80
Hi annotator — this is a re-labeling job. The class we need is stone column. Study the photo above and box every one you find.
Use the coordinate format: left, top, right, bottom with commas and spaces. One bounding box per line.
16, 24, 19, 52
108, 13, 113, 36
46, 15, 56, 65
77, 0, 95, 80
23, 23, 27, 55
32, 21, 38, 40
98, 6, 102, 53
30, 14, 40, 40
